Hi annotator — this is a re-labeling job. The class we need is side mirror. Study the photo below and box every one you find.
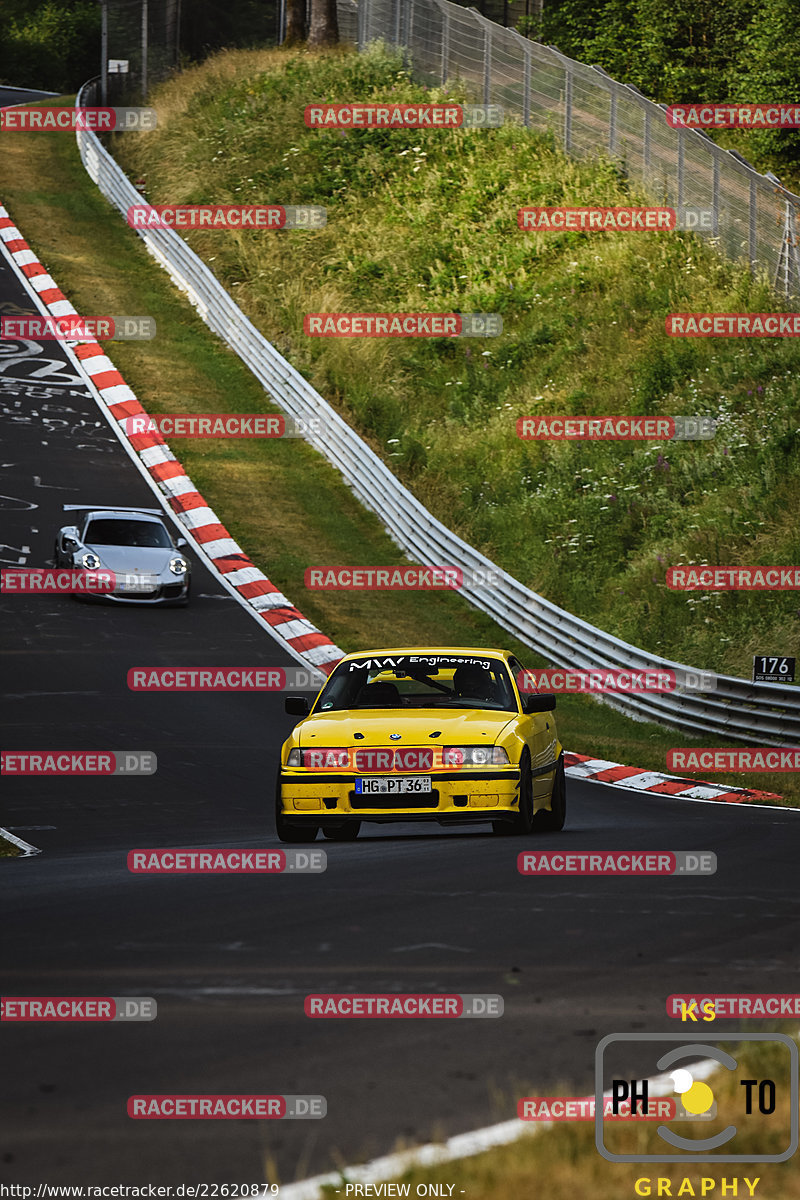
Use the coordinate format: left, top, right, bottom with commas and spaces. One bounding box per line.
522, 692, 556, 714
63, 536, 79, 551
176, 537, 188, 548
285, 695, 310, 717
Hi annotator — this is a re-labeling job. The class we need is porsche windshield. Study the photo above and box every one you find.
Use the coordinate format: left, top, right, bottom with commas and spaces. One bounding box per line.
85, 519, 172, 548
314, 655, 517, 712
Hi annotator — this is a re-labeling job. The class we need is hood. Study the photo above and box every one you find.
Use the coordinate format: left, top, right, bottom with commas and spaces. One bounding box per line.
297, 708, 516, 747
84, 544, 174, 573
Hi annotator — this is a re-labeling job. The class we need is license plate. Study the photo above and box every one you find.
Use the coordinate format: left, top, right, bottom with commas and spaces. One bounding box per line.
355, 776, 432, 795
117, 573, 158, 593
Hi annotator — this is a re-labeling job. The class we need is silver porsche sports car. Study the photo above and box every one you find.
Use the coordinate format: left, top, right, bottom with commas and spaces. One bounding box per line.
54, 505, 191, 605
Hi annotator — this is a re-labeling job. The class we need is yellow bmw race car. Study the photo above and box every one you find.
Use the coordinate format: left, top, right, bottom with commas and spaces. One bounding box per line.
276, 647, 565, 842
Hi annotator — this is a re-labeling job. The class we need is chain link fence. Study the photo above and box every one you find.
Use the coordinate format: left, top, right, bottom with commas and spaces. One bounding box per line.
352, 0, 800, 301
100, 0, 279, 104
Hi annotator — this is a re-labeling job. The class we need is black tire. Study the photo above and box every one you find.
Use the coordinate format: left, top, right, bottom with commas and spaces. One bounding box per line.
533, 754, 567, 832
322, 823, 361, 841
497, 750, 534, 835
275, 772, 318, 842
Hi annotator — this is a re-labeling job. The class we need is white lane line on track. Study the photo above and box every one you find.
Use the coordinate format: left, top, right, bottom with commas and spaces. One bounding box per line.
0, 826, 42, 856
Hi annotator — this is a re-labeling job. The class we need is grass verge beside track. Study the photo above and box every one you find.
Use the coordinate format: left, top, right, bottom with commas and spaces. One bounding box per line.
314, 1036, 800, 1200
0, 91, 795, 805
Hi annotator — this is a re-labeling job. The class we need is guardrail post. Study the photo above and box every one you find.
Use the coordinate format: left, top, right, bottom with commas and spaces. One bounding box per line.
642, 105, 650, 171
394, 0, 401, 47
357, 0, 367, 50
523, 44, 531, 126
609, 87, 616, 156
483, 21, 492, 104
441, 10, 450, 84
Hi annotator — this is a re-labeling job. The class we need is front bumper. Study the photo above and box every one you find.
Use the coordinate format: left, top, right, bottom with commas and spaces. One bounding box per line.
76, 579, 190, 604
278, 768, 522, 825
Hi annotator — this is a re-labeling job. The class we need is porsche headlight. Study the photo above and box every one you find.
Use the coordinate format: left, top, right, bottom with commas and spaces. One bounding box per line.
169, 556, 188, 575
79, 552, 101, 570
443, 745, 510, 766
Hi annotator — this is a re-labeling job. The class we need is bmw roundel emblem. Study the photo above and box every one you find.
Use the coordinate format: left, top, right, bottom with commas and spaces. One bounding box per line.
390, 733, 401, 740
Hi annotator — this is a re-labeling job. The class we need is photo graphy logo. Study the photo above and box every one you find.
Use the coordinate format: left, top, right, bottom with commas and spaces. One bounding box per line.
595, 1033, 798, 1162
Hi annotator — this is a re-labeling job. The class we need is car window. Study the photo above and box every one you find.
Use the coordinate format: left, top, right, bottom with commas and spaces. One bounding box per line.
314, 655, 517, 712
85, 519, 172, 548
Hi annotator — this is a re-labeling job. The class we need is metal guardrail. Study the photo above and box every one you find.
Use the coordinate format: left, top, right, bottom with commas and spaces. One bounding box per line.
359, 0, 800, 300
75, 79, 800, 745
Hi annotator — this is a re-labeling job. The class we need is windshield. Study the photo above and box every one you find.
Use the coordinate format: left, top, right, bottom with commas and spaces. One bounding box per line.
314, 654, 518, 713
85, 519, 172, 548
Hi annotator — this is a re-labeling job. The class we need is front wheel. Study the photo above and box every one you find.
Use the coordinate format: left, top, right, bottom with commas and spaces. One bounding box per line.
275, 773, 318, 842
496, 751, 534, 835
533, 754, 567, 832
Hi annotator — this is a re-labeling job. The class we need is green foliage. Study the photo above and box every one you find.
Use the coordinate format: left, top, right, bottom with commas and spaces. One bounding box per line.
115, 45, 800, 678
0, 0, 100, 92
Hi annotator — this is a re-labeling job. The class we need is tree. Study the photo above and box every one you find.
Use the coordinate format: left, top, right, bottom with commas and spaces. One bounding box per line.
308, 0, 339, 46
285, 0, 307, 45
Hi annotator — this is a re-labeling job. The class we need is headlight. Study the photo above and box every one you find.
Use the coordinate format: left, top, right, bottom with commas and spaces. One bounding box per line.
442, 745, 510, 766
169, 556, 188, 575
289, 747, 350, 769
79, 552, 101, 570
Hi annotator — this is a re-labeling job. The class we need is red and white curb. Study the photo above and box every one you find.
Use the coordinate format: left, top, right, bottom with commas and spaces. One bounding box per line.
565, 752, 785, 806
0, 202, 344, 674
0, 827, 42, 857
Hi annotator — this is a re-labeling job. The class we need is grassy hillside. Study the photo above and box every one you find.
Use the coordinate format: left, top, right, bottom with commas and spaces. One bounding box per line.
111, 43, 800, 681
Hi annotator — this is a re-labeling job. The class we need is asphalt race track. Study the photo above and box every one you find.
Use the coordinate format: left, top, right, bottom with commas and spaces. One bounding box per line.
2, 226, 800, 1185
